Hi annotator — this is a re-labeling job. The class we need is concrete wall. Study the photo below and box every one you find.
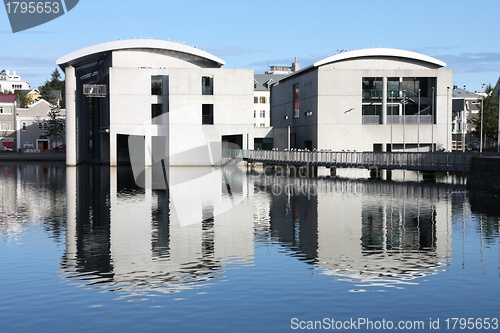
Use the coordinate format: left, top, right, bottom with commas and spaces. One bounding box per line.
107, 64, 254, 166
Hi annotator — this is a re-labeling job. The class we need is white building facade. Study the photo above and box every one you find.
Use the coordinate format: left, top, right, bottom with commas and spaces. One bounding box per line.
270, 48, 453, 152
57, 39, 254, 166
0, 70, 30, 93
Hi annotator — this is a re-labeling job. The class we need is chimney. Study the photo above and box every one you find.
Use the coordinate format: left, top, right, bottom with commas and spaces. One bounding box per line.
291, 58, 300, 72
13, 71, 16, 75
6, 70, 10, 76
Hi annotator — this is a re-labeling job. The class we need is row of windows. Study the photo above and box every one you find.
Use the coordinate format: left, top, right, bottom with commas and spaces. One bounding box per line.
253, 110, 266, 118
0, 106, 13, 114
254, 96, 267, 104
150, 103, 214, 125
0, 122, 14, 130
151, 75, 214, 96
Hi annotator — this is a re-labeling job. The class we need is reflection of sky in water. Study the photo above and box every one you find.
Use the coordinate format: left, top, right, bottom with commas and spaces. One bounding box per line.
1, 163, 500, 331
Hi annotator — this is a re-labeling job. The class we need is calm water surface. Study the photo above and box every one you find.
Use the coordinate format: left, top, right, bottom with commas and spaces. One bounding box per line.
1, 163, 499, 333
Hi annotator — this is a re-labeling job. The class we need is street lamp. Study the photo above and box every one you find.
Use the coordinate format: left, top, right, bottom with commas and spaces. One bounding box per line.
463, 85, 467, 152
418, 88, 421, 151
403, 90, 406, 152
390, 90, 394, 152
447, 87, 450, 151
432, 87, 435, 152
480, 83, 485, 153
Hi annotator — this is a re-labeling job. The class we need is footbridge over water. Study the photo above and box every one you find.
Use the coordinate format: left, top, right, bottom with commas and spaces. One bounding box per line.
235, 150, 499, 173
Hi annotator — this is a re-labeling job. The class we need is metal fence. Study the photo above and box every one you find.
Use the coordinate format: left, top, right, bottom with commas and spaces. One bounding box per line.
233, 150, 498, 172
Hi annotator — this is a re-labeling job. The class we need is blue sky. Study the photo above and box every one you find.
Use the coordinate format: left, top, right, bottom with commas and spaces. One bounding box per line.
1, 0, 499, 92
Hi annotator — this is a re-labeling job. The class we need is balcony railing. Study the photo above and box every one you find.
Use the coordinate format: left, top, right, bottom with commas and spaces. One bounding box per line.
362, 90, 383, 99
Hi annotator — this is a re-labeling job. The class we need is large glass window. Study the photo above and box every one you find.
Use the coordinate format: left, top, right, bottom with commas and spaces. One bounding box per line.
151, 104, 164, 124
202, 104, 214, 125
362, 104, 382, 124
387, 77, 400, 98
151, 76, 162, 95
202, 76, 214, 95
362, 77, 382, 99
293, 84, 299, 118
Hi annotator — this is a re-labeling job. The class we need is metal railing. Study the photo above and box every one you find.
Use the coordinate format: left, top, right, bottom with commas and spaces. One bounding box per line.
233, 150, 498, 172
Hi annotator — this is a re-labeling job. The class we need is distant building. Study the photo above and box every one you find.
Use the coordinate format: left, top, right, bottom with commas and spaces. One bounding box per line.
16, 99, 66, 151
452, 86, 481, 151
253, 74, 285, 128
270, 48, 453, 152
0, 94, 17, 150
0, 70, 30, 93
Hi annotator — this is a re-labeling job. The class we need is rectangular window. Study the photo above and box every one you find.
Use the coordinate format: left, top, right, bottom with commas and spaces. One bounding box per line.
305, 111, 313, 117
151, 104, 164, 124
0, 122, 14, 130
293, 84, 299, 118
151, 76, 162, 95
362, 104, 382, 124
0, 106, 13, 114
362, 77, 382, 99
254, 96, 258, 104
260, 110, 265, 118
260, 96, 266, 104
253, 110, 256, 118
202, 104, 214, 125
387, 77, 400, 98
22, 122, 27, 131
202, 76, 214, 95
38, 122, 43, 131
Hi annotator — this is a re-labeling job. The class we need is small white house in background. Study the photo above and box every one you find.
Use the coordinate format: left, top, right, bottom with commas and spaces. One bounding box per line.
270, 48, 453, 152
57, 39, 254, 166
0, 70, 30, 93
16, 99, 66, 151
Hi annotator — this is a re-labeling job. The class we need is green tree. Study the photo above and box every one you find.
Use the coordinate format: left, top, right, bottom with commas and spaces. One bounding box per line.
44, 104, 65, 149
472, 84, 500, 149
38, 68, 65, 108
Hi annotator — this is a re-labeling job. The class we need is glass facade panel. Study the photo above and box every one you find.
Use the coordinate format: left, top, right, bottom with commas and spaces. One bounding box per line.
362, 77, 383, 99
362, 105, 382, 124
202, 76, 214, 95
151, 76, 162, 95
202, 104, 214, 125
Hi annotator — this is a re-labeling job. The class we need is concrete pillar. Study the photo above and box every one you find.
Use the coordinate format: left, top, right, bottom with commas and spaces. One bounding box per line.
110, 131, 117, 166
145, 134, 152, 166
382, 77, 387, 125
65, 66, 77, 166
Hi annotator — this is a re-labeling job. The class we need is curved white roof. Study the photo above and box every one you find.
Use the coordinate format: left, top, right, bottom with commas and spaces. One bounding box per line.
57, 39, 225, 68
313, 48, 447, 68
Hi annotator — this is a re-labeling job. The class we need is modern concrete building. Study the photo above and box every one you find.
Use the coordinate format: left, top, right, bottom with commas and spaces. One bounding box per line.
270, 48, 453, 152
0, 94, 17, 150
0, 70, 30, 93
57, 39, 254, 166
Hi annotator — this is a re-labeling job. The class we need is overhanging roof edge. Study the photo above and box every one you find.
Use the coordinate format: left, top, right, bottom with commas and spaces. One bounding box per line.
56, 39, 226, 69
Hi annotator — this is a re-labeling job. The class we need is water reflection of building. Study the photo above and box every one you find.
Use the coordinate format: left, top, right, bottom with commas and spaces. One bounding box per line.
0, 162, 66, 240
63, 165, 254, 297
252, 175, 453, 287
